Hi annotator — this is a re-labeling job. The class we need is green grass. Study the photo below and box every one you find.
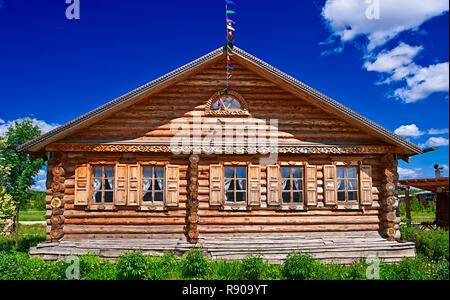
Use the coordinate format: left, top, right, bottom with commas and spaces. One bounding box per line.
400, 211, 435, 223
1, 225, 448, 280
18, 211, 46, 222
0, 224, 46, 252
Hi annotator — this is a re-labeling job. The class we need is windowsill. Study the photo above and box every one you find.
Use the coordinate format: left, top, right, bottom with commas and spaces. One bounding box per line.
277, 204, 307, 211
221, 204, 250, 211
334, 204, 361, 211
139, 204, 167, 212
86, 205, 117, 211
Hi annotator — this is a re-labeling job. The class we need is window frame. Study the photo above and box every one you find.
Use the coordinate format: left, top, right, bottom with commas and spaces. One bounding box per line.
205, 90, 249, 116
336, 166, 359, 204
140, 165, 166, 206
223, 166, 248, 205
280, 166, 305, 205
90, 165, 115, 205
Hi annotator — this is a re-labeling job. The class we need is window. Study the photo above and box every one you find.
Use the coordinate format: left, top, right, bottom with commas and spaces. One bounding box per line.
337, 167, 358, 203
281, 167, 304, 204
211, 95, 243, 111
205, 90, 249, 116
224, 167, 247, 204
142, 167, 165, 203
92, 166, 114, 204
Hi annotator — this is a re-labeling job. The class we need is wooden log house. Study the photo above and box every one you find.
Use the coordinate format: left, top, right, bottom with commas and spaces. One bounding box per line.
22, 47, 421, 263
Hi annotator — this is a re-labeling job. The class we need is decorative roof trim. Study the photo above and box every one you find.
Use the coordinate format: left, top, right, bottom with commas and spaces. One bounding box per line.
18, 46, 422, 155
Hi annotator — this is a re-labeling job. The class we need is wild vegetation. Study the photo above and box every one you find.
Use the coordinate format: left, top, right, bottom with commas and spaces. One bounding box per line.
399, 195, 437, 223
0, 225, 448, 280
0, 119, 45, 246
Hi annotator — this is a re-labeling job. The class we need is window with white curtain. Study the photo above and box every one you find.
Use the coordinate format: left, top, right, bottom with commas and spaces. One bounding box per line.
224, 167, 247, 204
142, 167, 165, 203
281, 167, 304, 204
337, 167, 358, 203
92, 166, 114, 204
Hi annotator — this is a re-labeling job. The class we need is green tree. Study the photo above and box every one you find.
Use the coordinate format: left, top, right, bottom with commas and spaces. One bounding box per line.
1, 137, 16, 232
0, 119, 45, 247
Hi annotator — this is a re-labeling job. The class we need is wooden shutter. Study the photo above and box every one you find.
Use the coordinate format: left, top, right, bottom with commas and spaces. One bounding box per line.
324, 165, 337, 205
210, 165, 223, 206
115, 164, 128, 206
74, 164, 89, 206
127, 165, 140, 206
305, 165, 317, 206
165, 165, 180, 207
267, 165, 281, 206
248, 165, 261, 206
360, 165, 373, 206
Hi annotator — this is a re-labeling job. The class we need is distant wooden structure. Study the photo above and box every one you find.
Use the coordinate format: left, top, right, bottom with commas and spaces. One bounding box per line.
399, 177, 449, 230
20, 46, 420, 263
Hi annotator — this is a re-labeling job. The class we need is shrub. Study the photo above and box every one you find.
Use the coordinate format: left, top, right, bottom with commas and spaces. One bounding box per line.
434, 259, 449, 280
0, 251, 27, 280
115, 251, 148, 280
400, 226, 449, 262
21, 257, 66, 280
76, 253, 116, 280
146, 252, 181, 280
282, 252, 317, 280
263, 264, 283, 280
238, 255, 266, 280
180, 248, 209, 279
207, 260, 241, 280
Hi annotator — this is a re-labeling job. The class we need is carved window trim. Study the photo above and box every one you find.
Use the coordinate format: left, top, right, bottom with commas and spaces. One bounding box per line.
205, 90, 250, 116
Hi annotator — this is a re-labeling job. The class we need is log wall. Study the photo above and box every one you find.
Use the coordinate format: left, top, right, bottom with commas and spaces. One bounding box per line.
43, 57, 400, 241
44, 152, 394, 241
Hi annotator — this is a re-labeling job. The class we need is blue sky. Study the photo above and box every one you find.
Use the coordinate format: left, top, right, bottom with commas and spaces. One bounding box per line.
0, 0, 448, 191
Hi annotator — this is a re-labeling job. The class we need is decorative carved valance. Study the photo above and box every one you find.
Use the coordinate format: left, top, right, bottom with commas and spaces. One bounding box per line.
46, 143, 398, 155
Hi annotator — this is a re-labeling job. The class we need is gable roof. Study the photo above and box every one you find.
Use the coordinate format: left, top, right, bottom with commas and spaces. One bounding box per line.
17, 46, 422, 155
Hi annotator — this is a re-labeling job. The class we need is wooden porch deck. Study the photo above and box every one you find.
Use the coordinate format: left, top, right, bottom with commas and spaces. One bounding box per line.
29, 231, 415, 264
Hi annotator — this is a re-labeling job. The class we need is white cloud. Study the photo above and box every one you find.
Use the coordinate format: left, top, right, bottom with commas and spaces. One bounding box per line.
419, 137, 449, 148
398, 167, 422, 179
322, 0, 449, 51
0, 118, 4, 124
428, 128, 449, 135
442, 164, 449, 172
394, 124, 424, 138
32, 168, 47, 192
31, 179, 47, 192
0, 118, 59, 137
321, 1, 449, 104
364, 44, 449, 102
394, 62, 449, 103
364, 43, 422, 73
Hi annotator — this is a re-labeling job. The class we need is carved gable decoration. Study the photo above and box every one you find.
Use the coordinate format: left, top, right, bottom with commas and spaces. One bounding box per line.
205, 90, 249, 116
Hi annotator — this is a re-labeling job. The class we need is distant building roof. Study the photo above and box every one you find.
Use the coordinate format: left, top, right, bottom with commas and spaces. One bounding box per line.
399, 177, 449, 193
